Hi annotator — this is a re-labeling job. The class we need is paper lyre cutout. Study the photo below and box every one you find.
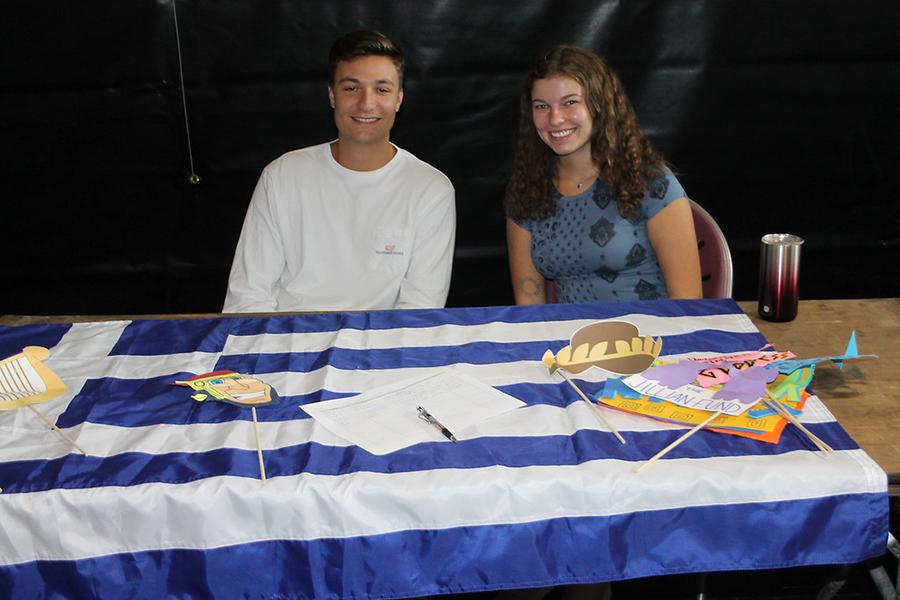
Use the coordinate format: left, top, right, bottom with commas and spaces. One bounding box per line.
0, 346, 85, 458
0, 346, 66, 410
543, 321, 662, 376
175, 371, 279, 485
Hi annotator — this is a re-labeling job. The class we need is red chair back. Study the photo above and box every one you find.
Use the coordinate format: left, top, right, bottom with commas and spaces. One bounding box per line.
690, 200, 733, 298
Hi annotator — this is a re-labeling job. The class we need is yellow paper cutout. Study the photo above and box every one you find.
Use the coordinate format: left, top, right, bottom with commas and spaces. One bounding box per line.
0, 346, 67, 411
544, 320, 662, 375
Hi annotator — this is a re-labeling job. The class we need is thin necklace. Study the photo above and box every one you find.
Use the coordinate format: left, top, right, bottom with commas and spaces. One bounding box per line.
575, 169, 598, 189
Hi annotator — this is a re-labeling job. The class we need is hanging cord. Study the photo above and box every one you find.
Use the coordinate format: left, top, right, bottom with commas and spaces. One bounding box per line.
170, 0, 201, 184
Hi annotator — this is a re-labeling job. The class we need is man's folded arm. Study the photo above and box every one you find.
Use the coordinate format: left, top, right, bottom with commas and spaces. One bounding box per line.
223, 173, 286, 313
397, 182, 456, 308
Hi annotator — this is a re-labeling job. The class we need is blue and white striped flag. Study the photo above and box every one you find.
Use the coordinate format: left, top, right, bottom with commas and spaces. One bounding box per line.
0, 299, 888, 598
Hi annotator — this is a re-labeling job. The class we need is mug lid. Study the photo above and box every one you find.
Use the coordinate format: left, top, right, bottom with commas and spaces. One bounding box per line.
761, 233, 804, 245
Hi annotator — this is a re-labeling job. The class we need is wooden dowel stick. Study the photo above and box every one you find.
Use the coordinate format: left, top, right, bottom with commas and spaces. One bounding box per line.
637, 411, 722, 474
764, 397, 833, 453
765, 402, 834, 454
252, 406, 267, 485
27, 404, 87, 455
558, 371, 626, 445
763, 398, 827, 451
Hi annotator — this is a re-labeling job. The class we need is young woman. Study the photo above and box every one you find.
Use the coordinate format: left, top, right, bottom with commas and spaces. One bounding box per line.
505, 46, 701, 304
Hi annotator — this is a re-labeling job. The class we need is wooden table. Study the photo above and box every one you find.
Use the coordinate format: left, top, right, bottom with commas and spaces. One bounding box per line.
737, 298, 900, 494
0, 299, 891, 598
4, 298, 898, 489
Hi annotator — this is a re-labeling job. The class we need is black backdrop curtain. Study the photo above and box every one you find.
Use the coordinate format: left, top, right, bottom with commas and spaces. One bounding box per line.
2, 0, 898, 314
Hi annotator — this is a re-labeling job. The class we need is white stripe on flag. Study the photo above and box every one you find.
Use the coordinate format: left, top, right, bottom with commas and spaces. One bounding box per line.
0, 447, 883, 565
221, 312, 757, 355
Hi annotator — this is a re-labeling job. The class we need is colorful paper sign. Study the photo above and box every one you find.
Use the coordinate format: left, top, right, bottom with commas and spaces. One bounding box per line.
595, 366, 815, 443
622, 352, 791, 417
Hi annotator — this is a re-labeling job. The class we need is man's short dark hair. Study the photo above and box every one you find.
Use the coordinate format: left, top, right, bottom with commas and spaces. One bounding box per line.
328, 30, 405, 87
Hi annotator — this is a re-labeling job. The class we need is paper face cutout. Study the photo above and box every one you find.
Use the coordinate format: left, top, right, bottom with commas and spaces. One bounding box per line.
174, 370, 278, 485
0, 346, 67, 411
175, 371, 278, 407
624, 356, 786, 417
543, 320, 662, 376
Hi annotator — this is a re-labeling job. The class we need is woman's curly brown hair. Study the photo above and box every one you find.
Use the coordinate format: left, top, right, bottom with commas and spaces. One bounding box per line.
504, 46, 664, 221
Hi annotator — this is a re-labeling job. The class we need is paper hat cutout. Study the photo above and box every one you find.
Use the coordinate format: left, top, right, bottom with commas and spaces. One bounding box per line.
1, 346, 67, 411
543, 321, 663, 376
175, 371, 278, 407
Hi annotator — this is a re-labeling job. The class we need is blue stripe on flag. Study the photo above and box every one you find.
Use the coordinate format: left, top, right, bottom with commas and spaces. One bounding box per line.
0, 492, 886, 599
58, 378, 560, 429
215, 340, 564, 373
0, 323, 72, 358
55, 374, 271, 428
110, 318, 233, 355
57, 377, 566, 429
1, 422, 858, 494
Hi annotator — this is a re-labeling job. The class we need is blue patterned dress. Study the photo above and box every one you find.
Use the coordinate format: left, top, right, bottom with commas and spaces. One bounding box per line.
517, 169, 686, 302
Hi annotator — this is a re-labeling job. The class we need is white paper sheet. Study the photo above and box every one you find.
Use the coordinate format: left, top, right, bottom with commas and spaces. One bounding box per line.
300, 370, 525, 455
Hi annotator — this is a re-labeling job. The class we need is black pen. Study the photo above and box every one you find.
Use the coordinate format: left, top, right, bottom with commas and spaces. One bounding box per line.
416, 406, 457, 442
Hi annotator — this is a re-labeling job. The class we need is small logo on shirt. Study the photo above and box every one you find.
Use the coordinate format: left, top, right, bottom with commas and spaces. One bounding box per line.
376, 243, 404, 256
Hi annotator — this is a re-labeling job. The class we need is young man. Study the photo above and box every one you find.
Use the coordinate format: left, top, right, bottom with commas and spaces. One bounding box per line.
223, 31, 456, 312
